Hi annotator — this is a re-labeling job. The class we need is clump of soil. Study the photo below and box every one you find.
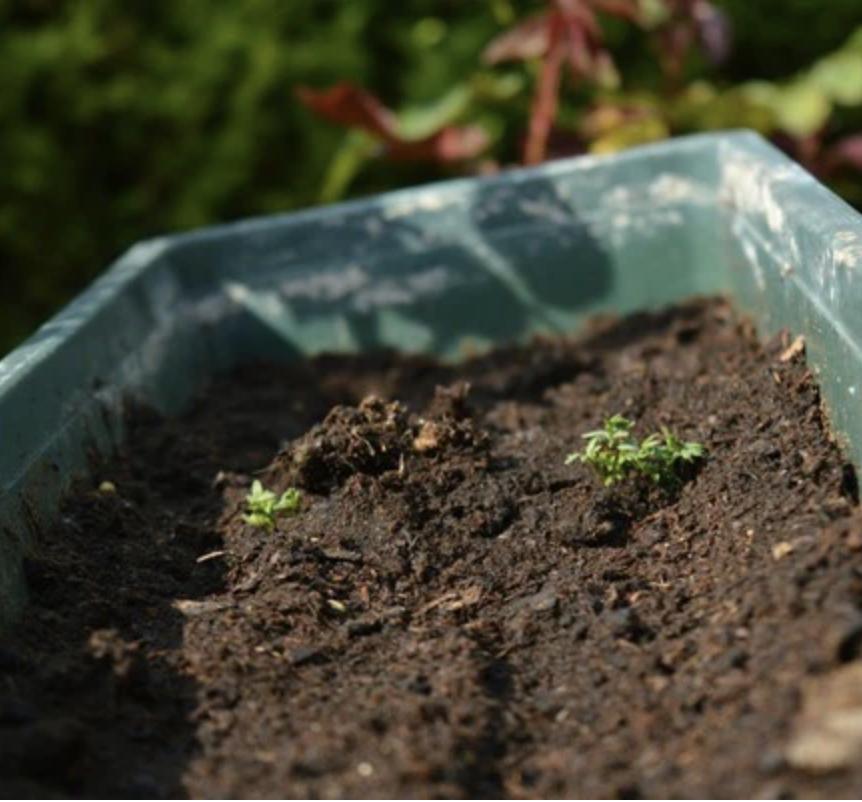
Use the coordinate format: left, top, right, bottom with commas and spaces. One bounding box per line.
3, 297, 862, 798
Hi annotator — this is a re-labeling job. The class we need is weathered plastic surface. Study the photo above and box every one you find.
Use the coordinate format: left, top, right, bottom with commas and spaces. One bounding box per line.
2, 130, 861, 627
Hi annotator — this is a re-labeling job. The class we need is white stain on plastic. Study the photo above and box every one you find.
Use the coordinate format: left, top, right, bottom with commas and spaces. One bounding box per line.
833, 230, 862, 270
382, 190, 460, 220
274, 264, 369, 302
352, 266, 458, 313
225, 260, 460, 316
553, 172, 710, 250
649, 173, 712, 204
517, 198, 575, 227
720, 149, 817, 291
721, 156, 793, 236
741, 235, 767, 291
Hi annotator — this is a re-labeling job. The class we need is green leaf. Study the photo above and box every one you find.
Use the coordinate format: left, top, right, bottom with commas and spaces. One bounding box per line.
318, 130, 378, 203
844, 27, 862, 54
243, 511, 275, 532
243, 480, 301, 531
769, 82, 832, 137
397, 85, 472, 141
274, 487, 302, 513
470, 71, 526, 103
807, 51, 862, 106
566, 416, 705, 487
638, 0, 672, 29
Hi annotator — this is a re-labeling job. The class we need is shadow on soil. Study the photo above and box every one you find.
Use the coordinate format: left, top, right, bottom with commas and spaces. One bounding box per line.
0, 401, 231, 798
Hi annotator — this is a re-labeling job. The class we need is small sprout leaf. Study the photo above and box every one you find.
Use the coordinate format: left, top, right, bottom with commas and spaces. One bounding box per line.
566, 415, 705, 487
243, 480, 302, 531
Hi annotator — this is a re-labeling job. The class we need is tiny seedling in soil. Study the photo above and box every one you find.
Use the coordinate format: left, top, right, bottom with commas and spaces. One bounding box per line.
566, 414, 705, 487
243, 480, 301, 531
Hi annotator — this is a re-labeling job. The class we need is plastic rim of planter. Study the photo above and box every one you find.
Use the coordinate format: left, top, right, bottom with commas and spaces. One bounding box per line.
1, 130, 861, 628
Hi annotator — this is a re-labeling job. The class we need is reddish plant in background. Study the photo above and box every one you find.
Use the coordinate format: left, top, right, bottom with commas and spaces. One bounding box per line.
294, 2, 862, 210
656, 0, 731, 83
823, 134, 862, 176
775, 131, 862, 181
482, 0, 640, 165
296, 82, 489, 164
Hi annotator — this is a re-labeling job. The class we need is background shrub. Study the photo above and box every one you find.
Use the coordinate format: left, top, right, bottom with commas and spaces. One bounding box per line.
2, 0, 861, 354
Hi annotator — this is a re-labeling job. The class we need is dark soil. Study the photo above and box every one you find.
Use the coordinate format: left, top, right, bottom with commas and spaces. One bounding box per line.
4, 297, 862, 799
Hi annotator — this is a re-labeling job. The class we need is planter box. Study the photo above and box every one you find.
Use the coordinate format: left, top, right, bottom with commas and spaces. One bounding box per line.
2, 130, 861, 627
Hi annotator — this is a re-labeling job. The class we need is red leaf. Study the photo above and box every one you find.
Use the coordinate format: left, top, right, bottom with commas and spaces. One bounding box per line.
692, 0, 731, 64
525, 24, 566, 165
297, 82, 489, 164
296, 83, 399, 142
657, 0, 732, 77
658, 24, 693, 79
562, 16, 595, 78
816, 133, 862, 177
484, 0, 639, 165
826, 134, 862, 172
482, 13, 550, 64
388, 126, 491, 163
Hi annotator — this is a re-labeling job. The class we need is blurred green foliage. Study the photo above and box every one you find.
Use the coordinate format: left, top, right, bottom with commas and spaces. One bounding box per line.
2, 0, 862, 354
0, 0, 502, 353
719, 0, 862, 80
580, 28, 862, 176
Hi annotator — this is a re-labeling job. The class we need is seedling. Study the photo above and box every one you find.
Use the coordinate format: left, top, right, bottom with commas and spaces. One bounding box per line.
566, 414, 639, 486
636, 427, 706, 487
243, 480, 301, 531
566, 415, 705, 487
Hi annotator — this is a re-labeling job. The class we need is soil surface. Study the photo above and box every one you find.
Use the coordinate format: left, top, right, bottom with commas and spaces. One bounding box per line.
4, 297, 862, 799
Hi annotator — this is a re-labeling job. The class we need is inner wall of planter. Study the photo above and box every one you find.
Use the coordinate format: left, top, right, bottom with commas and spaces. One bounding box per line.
718, 137, 862, 473
159, 150, 728, 377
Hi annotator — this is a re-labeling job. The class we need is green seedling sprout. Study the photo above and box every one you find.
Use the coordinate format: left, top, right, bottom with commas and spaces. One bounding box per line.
243, 479, 301, 531
566, 415, 705, 487
565, 414, 638, 486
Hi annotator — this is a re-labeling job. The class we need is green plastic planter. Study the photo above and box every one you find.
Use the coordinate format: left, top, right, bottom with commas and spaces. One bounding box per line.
2, 130, 861, 627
